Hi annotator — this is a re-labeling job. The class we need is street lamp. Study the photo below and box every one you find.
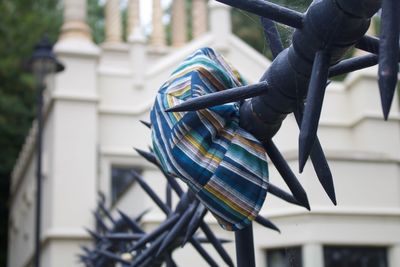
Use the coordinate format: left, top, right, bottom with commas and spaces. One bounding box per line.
27, 36, 64, 267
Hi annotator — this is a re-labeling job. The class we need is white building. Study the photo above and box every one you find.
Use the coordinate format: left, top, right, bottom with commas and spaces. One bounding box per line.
8, 0, 400, 266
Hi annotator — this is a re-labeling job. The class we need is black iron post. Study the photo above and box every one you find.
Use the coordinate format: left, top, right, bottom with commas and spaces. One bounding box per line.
28, 36, 64, 267
235, 223, 256, 267
34, 81, 44, 267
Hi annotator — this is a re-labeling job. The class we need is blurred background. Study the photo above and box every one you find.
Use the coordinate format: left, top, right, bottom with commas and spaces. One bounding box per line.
2, 0, 398, 267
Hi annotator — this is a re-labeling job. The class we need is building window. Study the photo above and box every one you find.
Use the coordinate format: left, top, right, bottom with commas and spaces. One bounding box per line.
111, 166, 142, 204
266, 247, 302, 267
324, 246, 388, 267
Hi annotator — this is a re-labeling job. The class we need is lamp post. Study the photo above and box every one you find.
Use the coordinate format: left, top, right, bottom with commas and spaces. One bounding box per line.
27, 36, 64, 267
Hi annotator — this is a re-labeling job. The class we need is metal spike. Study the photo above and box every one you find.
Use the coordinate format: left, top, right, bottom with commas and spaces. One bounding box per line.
117, 210, 145, 234
95, 249, 132, 265
216, 0, 304, 29
98, 201, 116, 225
103, 233, 144, 241
156, 204, 196, 257
137, 256, 162, 267
165, 82, 269, 112
329, 54, 378, 77
263, 139, 310, 210
131, 173, 176, 220
135, 235, 214, 267
294, 108, 336, 205
200, 221, 235, 267
134, 148, 160, 167
174, 191, 196, 213
309, 141, 336, 205
134, 147, 184, 196
77, 254, 92, 264
182, 204, 207, 246
134, 147, 185, 196
166, 184, 172, 209
161, 171, 184, 196
130, 232, 167, 266
195, 236, 232, 244
164, 177, 184, 200
133, 209, 151, 223
110, 217, 128, 233
133, 172, 172, 215
267, 183, 302, 206
299, 50, 331, 172
166, 254, 178, 267
98, 191, 106, 204
189, 238, 220, 267
85, 228, 102, 242
379, 0, 400, 120
81, 248, 97, 260
260, 17, 284, 58
131, 213, 180, 250
356, 35, 379, 55
93, 210, 109, 232
255, 215, 281, 233
139, 120, 151, 129
188, 224, 227, 267
80, 245, 91, 254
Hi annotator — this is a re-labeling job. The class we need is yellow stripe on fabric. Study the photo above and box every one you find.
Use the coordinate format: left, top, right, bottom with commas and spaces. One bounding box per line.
169, 65, 209, 84
168, 84, 191, 98
196, 67, 227, 92
169, 65, 229, 93
166, 99, 183, 122
184, 134, 223, 165
198, 109, 235, 142
166, 88, 190, 122
235, 134, 266, 155
204, 183, 256, 220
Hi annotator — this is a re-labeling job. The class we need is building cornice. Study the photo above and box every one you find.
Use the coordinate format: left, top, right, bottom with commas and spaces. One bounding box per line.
262, 206, 400, 219
280, 149, 400, 163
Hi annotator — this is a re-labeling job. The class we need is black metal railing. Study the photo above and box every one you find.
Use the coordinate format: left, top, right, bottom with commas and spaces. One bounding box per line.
82, 0, 399, 266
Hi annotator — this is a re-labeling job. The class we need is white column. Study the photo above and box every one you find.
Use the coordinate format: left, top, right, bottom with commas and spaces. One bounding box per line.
49, 0, 100, 263
302, 243, 324, 267
209, 0, 231, 49
389, 245, 400, 267
60, 0, 91, 41
128, 27, 147, 83
192, 0, 208, 39
127, 0, 140, 39
105, 0, 122, 43
172, 0, 187, 47
151, 0, 166, 47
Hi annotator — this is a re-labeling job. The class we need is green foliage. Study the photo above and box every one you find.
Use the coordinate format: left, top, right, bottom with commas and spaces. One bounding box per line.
0, 0, 62, 265
231, 0, 313, 59
165, 0, 193, 46
88, 0, 105, 43
231, 8, 273, 58
272, 0, 312, 12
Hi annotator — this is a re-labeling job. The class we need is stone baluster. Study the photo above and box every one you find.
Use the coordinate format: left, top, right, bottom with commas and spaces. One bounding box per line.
172, 0, 187, 47
128, 0, 140, 39
151, 0, 166, 48
192, 0, 208, 39
60, 0, 92, 41
105, 0, 122, 43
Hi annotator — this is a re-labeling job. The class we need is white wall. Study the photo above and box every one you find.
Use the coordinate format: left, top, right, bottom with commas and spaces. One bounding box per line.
8, 2, 400, 267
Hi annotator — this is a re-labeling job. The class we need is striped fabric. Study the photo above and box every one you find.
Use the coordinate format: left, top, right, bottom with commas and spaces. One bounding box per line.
150, 47, 269, 231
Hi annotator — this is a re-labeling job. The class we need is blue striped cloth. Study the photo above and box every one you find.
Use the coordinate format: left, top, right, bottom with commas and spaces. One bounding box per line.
150, 48, 269, 231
